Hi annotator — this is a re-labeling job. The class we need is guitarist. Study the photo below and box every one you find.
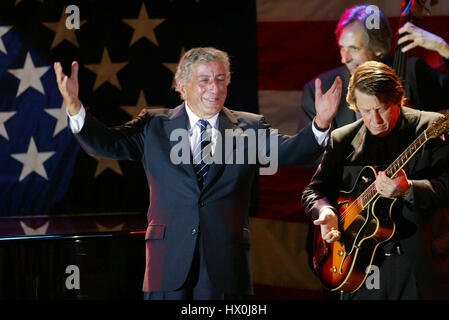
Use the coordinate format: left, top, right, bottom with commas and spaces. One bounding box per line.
302, 61, 449, 299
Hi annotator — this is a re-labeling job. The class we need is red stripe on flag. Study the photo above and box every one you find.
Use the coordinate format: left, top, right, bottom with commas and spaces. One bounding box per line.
258, 167, 316, 223
258, 21, 340, 91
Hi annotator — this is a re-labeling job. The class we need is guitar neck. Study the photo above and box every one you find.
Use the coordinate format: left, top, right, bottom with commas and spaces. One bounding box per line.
360, 130, 428, 207
339, 129, 429, 227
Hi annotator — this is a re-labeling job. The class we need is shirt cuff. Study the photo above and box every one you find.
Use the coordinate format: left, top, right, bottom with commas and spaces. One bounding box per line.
67, 105, 86, 134
311, 119, 330, 147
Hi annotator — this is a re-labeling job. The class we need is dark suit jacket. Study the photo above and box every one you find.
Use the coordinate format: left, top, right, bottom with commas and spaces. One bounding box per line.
301, 56, 449, 131
301, 107, 449, 297
74, 103, 324, 294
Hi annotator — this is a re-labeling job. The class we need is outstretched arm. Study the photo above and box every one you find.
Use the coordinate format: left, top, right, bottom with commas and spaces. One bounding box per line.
54, 60, 145, 161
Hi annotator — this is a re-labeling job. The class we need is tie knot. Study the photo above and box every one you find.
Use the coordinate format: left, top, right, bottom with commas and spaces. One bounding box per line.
198, 119, 209, 132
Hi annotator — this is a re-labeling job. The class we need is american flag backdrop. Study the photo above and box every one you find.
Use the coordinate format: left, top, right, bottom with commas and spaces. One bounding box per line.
0, 0, 257, 226
0, 0, 448, 299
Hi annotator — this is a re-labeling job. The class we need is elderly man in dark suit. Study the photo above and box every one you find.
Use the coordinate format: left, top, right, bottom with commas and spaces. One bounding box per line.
302, 61, 449, 299
54, 47, 341, 300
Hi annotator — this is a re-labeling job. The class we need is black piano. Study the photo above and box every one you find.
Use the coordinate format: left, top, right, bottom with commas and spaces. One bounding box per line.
0, 212, 147, 299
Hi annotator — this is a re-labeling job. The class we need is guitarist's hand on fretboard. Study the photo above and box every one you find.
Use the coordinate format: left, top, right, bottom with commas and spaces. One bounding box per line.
313, 207, 341, 243
375, 170, 412, 198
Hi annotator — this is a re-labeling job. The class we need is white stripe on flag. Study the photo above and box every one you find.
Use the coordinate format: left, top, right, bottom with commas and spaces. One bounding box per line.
258, 90, 311, 135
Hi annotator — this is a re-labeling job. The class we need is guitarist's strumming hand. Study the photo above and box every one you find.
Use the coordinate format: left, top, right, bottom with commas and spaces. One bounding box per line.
375, 170, 412, 198
314, 207, 341, 243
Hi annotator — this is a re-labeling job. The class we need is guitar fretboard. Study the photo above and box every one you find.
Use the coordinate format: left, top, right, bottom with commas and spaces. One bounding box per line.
339, 130, 428, 225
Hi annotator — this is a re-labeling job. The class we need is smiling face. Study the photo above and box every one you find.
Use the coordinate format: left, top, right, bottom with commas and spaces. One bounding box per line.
179, 60, 228, 119
355, 89, 400, 137
338, 21, 380, 75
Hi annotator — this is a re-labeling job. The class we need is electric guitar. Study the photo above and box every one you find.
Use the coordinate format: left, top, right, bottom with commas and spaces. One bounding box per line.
312, 112, 449, 293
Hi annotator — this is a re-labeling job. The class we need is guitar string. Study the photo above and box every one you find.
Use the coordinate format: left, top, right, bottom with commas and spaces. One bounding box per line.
337, 131, 428, 225
338, 134, 425, 223
337, 113, 449, 225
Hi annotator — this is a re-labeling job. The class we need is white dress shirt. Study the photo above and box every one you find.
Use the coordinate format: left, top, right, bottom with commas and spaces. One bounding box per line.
184, 103, 219, 155
67, 104, 330, 150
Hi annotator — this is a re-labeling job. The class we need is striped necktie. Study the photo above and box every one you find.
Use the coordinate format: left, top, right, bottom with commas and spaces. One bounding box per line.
193, 119, 211, 188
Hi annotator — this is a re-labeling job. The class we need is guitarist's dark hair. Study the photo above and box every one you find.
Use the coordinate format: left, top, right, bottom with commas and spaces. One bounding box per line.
346, 61, 405, 112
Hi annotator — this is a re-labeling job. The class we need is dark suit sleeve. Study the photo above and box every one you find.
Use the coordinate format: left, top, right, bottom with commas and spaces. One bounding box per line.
301, 134, 342, 221
404, 135, 449, 214
74, 109, 149, 161
257, 116, 326, 168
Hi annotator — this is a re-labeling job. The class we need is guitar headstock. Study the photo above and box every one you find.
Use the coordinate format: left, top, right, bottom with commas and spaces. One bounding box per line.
427, 111, 449, 139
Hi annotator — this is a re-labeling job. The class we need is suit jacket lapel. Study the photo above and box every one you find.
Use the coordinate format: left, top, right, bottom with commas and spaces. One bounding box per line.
164, 105, 242, 192
163, 103, 198, 183
203, 107, 240, 191
348, 122, 367, 163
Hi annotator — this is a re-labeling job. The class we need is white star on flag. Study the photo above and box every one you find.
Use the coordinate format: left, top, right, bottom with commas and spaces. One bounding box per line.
11, 137, 55, 181
0, 111, 15, 140
20, 221, 49, 235
0, 25, 12, 54
96, 223, 124, 232
8, 52, 50, 97
45, 101, 68, 137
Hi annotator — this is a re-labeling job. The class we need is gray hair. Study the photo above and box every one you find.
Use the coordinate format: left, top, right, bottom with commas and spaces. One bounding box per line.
174, 47, 231, 95
335, 5, 392, 59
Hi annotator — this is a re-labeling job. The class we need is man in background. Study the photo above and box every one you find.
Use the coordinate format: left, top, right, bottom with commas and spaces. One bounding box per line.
301, 4, 449, 131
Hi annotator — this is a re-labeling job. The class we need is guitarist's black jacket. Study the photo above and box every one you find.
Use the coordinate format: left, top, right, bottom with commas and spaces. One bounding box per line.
302, 107, 449, 298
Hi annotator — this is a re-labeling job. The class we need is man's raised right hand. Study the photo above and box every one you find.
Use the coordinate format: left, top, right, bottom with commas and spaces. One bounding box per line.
54, 61, 81, 116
